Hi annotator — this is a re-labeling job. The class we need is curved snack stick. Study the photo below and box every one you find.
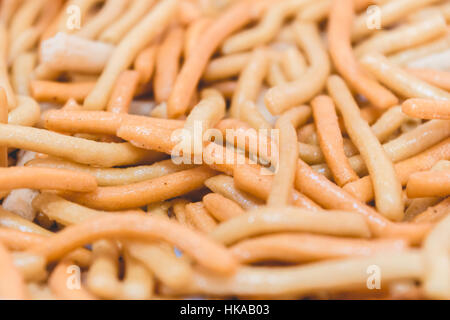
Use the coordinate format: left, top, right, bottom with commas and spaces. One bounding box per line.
31, 213, 238, 275
184, 17, 212, 60
406, 69, 450, 91
76, 0, 128, 39
231, 233, 408, 264
328, 0, 397, 109
167, 1, 252, 118
210, 207, 371, 245
328, 76, 404, 221
402, 99, 450, 120
0, 124, 162, 167
0, 241, 28, 300
84, 0, 178, 110
312, 95, 358, 186
154, 27, 184, 103
230, 48, 269, 118
280, 46, 307, 81
171, 251, 423, 297
354, 15, 447, 58
360, 53, 450, 101
0, 228, 47, 251
370, 106, 409, 143
134, 45, 157, 84
222, 0, 311, 54
203, 193, 245, 222
0, 25, 17, 108
67, 167, 217, 211
107, 71, 140, 114
99, 0, 156, 44
423, 213, 450, 299
185, 202, 217, 233
406, 170, 450, 198
239, 100, 272, 131
27, 158, 193, 187
344, 138, 450, 202
49, 261, 96, 300
265, 22, 330, 115
30, 80, 96, 103
0, 167, 97, 192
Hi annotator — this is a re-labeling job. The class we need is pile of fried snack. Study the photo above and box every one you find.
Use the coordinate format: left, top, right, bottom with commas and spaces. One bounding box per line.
0, 0, 449, 300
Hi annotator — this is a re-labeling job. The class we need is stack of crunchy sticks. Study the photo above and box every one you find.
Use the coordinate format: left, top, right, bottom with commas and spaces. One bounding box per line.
0, 0, 449, 300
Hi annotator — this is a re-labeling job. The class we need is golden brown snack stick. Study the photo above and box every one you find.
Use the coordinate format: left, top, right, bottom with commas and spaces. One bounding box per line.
67, 167, 217, 211
185, 202, 217, 233
84, 0, 178, 110
312, 95, 358, 186
265, 22, 330, 115
184, 17, 212, 60
413, 198, 450, 224
167, 1, 253, 118
31, 213, 238, 275
231, 233, 408, 264
328, 0, 398, 109
406, 69, 450, 91
402, 99, 450, 120
406, 170, 450, 198
11, 52, 36, 96
107, 70, 140, 114
203, 193, 245, 222
133, 45, 157, 84
211, 207, 371, 245
30, 80, 96, 103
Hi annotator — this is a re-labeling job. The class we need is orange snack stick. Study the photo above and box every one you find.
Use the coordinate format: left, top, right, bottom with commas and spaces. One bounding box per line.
30, 80, 96, 103
406, 170, 450, 198
0, 241, 28, 300
185, 202, 217, 233
107, 70, 140, 114
203, 193, 245, 222
134, 45, 157, 84
402, 99, 450, 120
406, 69, 450, 91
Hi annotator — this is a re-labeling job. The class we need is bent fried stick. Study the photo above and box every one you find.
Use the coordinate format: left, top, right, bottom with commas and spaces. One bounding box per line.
402, 99, 450, 120
328, 0, 397, 109
107, 70, 140, 114
185, 202, 217, 233
210, 207, 371, 245
0, 124, 162, 167
203, 193, 245, 222
0, 167, 97, 192
31, 213, 237, 275
265, 22, 330, 115
30, 80, 96, 103
0, 241, 28, 300
312, 95, 358, 186
406, 170, 450, 198
67, 167, 217, 210
328, 76, 404, 221
231, 233, 408, 264
8, 96, 41, 127
134, 45, 157, 84
167, 1, 252, 118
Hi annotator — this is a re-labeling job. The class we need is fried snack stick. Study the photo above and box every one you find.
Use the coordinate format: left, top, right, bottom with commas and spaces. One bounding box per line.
184, 17, 212, 59
352, 0, 442, 42
230, 48, 269, 118
0, 89, 7, 167
27, 158, 193, 187
280, 46, 307, 81
30, 81, 96, 103
370, 106, 409, 143
0, 124, 162, 167
67, 167, 216, 211
211, 207, 371, 245
39, 32, 114, 75
49, 261, 96, 300
87, 240, 121, 299
185, 202, 217, 233
413, 198, 450, 224
354, 14, 447, 58
0, 228, 47, 251
84, 0, 178, 110
423, 213, 450, 299
167, 1, 253, 118
328, 76, 404, 221
203, 193, 245, 222
231, 233, 408, 264
107, 71, 140, 114
360, 53, 450, 101
0, 167, 97, 192
9, 0, 45, 41
406, 69, 450, 92
312, 95, 358, 187
120, 249, 154, 300
233, 165, 322, 212
328, 0, 397, 110
0, 25, 16, 108
154, 26, 184, 103
267, 108, 301, 206
99, 0, 156, 44
402, 99, 450, 120
0, 241, 28, 300
30, 213, 237, 275
406, 170, 450, 198
344, 138, 450, 203
265, 22, 330, 115
43, 109, 184, 135
12, 52, 35, 96
204, 175, 262, 210
134, 45, 157, 84
169, 251, 423, 297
